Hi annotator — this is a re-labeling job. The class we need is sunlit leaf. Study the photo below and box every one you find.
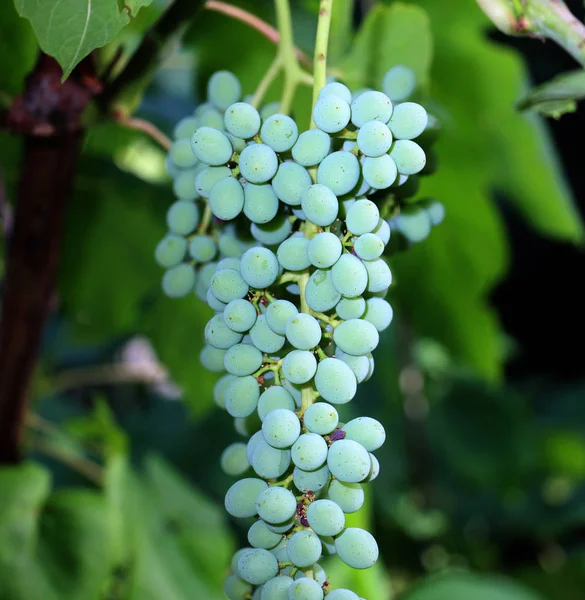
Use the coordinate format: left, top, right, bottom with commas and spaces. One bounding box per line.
518, 69, 585, 117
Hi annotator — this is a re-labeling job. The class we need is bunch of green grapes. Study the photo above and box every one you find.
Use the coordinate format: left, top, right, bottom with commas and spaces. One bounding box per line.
158, 66, 442, 600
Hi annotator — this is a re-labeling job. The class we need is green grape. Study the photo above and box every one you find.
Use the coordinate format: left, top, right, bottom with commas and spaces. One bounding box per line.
165, 156, 182, 178
225, 375, 261, 417
363, 297, 393, 332
308, 232, 342, 269
388, 102, 428, 140
342, 417, 386, 452
244, 183, 280, 224
297, 564, 327, 586
191, 126, 233, 166
195, 165, 231, 198
195, 260, 218, 301
421, 198, 446, 226
257, 386, 296, 420
217, 256, 242, 272
291, 433, 328, 471
356, 121, 393, 157
224, 343, 263, 376
169, 138, 198, 168
238, 548, 279, 585
319, 81, 352, 104
286, 530, 323, 568
260, 114, 299, 152
155, 234, 187, 268
227, 133, 247, 153
292, 130, 331, 167
327, 590, 359, 600
301, 184, 338, 226
334, 528, 379, 570
394, 205, 433, 242
221, 442, 250, 476
269, 537, 289, 562
354, 233, 384, 260
306, 269, 341, 312
231, 547, 252, 576
209, 176, 245, 220
172, 167, 199, 200
314, 357, 357, 404
248, 520, 283, 550
306, 499, 345, 537
210, 268, 249, 303
350, 91, 393, 128
313, 95, 351, 133
272, 161, 312, 206
261, 576, 293, 599
372, 218, 391, 245
162, 263, 196, 297
382, 65, 416, 102
366, 453, 379, 482
327, 439, 370, 483
189, 235, 217, 262
331, 254, 368, 298
260, 101, 281, 120
317, 151, 360, 196
282, 379, 302, 406
219, 230, 251, 258
262, 408, 301, 449
251, 214, 293, 245
265, 300, 298, 335
336, 297, 366, 320
267, 519, 295, 535
207, 290, 226, 313
225, 478, 268, 518
256, 486, 297, 524
240, 247, 280, 289
207, 70, 242, 111
253, 586, 263, 600
197, 105, 225, 130
251, 440, 291, 479
173, 116, 199, 139
327, 480, 364, 513
335, 349, 370, 383
389, 140, 426, 175
205, 314, 244, 348
223, 298, 258, 333
250, 315, 286, 353
214, 373, 237, 408
303, 402, 339, 435
234, 416, 252, 437
200, 344, 226, 372
239, 144, 279, 184
282, 350, 318, 384
363, 257, 392, 293
289, 577, 324, 600
247, 430, 265, 463
224, 574, 252, 600
167, 200, 199, 235
333, 319, 379, 356
362, 154, 398, 190
225, 102, 261, 139
285, 313, 322, 350
346, 199, 380, 235
293, 464, 331, 492
277, 236, 311, 271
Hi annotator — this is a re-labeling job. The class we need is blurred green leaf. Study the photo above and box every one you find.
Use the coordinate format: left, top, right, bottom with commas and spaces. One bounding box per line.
518, 69, 585, 117
328, 0, 355, 65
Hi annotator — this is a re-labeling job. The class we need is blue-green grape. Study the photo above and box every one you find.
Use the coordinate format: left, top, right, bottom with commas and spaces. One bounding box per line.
293, 464, 331, 492
327, 480, 364, 513
214, 373, 237, 408
251, 440, 291, 479
389, 140, 426, 175
319, 81, 352, 104
388, 102, 428, 140
239, 144, 279, 184
362, 154, 398, 190
195, 165, 231, 197
219, 230, 251, 258
165, 156, 182, 178
363, 258, 392, 293
224, 574, 252, 600
327, 590, 359, 600
363, 297, 393, 332
260, 114, 299, 152
421, 198, 446, 226
209, 177, 244, 220
331, 254, 368, 298
333, 319, 379, 356
303, 402, 339, 435
200, 261, 218, 289
291, 433, 328, 471
256, 486, 297, 524
189, 235, 217, 262
357, 120, 393, 157
205, 314, 243, 348
225, 478, 268, 518
250, 315, 286, 353
200, 345, 226, 372
162, 264, 196, 297
277, 236, 311, 271
393, 205, 432, 242
301, 184, 338, 226
191, 126, 233, 166
227, 133, 247, 152
317, 151, 360, 196
267, 519, 295, 535
253, 586, 264, 600
282, 350, 317, 384
354, 233, 384, 260
269, 537, 289, 562
350, 91, 393, 128
272, 162, 312, 206
217, 256, 241, 273
173, 116, 199, 139
306, 269, 341, 312
234, 417, 251, 437
169, 138, 198, 168
346, 199, 380, 235
155, 234, 187, 268
251, 215, 293, 245
225, 102, 261, 139
261, 576, 293, 599
334, 528, 379, 569
207, 70, 242, 111
292, 130, 331, 167
224, 343, 263, 376
336, 297, 366, 320
248, 520, 283, 550
306, 499, 345, 537
296, 564, 327, 586
238, 548, 279, 585
335, 350, 371, 383
308, 232, 342, 269
313, 95, 351, 133
167, 200, 199, 235
221, 442, 250, 476
265, 300, 298, 335
285, 313, 322, 350
210, 268, 249, 303
314, 358, 357, 404
327, 439, 370, 483
197, 105, 225, 130
262, 408, 301, 449
225, 375, 260, 417
342, 417, 386, 451
382, 65, 416, 102
172, 167, 199, 200
372, 218, 391, 245
231, 547, 253, 575
258, 386, 295, 420
289, 577, 324, 600
224, 298, 257, 333
240, 247, 279, 289
244, 183, 280, 224
260, 101, 281, 120
247, 430, 265, 463
287, 531, 322, 568
366, 453, 379, 482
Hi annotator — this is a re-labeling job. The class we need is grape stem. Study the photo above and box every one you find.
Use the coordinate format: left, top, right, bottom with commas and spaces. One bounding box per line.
114, 114, 172, 150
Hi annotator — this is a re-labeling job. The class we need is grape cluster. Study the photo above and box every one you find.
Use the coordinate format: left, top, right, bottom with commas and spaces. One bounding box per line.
158, 66, 442, 600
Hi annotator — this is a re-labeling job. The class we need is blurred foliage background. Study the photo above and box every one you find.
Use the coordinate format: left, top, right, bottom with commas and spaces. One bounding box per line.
1, 0, 584, 599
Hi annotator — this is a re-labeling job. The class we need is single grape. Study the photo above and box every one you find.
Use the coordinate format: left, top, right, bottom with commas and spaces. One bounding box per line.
291, 433, 328, 471
357, 120, 393, 157
317, 151, 360, 196
390, 140, 426, 175
327, 590, 359, 600
262, 408, 301, 448
191, 126, 233, 166
260, 575, 293, 599
282, 350, 317, 384
287, 530, 323, 568
238, 548, 279, 585
200, 344, 226, 372
224, 343, 263, 376
292, 130, 331, 167
172, 167, 199, 200
372, 218, 391, 245
304, 402, 339, 435
366, 453, 380, 482
258, 386, 296, 420
210, 268, 249, 303
214, 373, 237, 409
256, 486, 297, 524
363, 297, 393, 332
167, 200, 199, 235
289, 577, 324, 600
267, 519, 295, 535
209, 176, 244, 220
248, 520, 283, 550
246, 430, 265, 463
189, 235, 217, 262
260, 114, 299, 152
221, 442, 249, 476
333, 319, 379, 356
306, 269, 341, 312
155, 234, 187, 268
252, 439, 291, 479
336, 350, 371, 383
272, 162, 312, 206
336, 297, 366, 320
327, 439, 370, 483
195, 165, 231, 198
308, 232, 342, 269
334, 528, 379, 569
240, 144, 279, 184
251, 215, 293, 245
196, 105, 225, 130
240, 247, 279, 289
393, 205, 433, 242
224, 298, 258, 333
363, 258, 392, 293
350, 91, 393, 127
277, 236, 311, 271
224, 574, 252, 600
265, 300, 298, 335
315, 358, 357, 404
260, 101, 281, 119
342, 417, 386, 451
225, 478, 268, 518
224, 102, 261, 139
354, 233, 384, 260
362, 154, 398, 190
207, 70, 242, 111
162, 264, 196, 297
421, 198, 446, 226
382, 65, 416, 101
285, 313, 322, 350
173, 116, 199, 139
225, 375, 261, 417
306, 499, 345, 537
169, 138, 198, 168
250, 315, 286, 353
319, 81, 352, 104
313, 95, 351, 133
244, 183, 280, 224
293, 464, 331, 493
301, 184, 338, 226
327, 480, 364, 513
331, 254, 368, 298
346, 199, 380, 235
388, 101, 428, 139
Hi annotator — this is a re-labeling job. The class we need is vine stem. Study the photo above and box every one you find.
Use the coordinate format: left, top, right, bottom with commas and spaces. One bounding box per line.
115, 115, 172, 150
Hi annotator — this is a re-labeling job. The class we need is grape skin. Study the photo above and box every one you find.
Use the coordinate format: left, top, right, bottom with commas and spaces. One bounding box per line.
315, 358, 357, 404
207, 70, 242, 111
238, 548, 279, 585
189, 235, 216, 262
354, 233, 384, 260
247, 519, 283, 550
240, 247, 280, 289
327, 439, 371, 483
262, 408, 301, 448
390, 140, 426, 175
383, 65, 416, 101
244, 183, 280, 224
167, 200, 199, 235
239, 144, 279, 184
277, 236, 311, 271
225, 375, 260, 418
334, 528, 379, 570
342, 416, 386, 451
363, 297, 394, 332
200, 345, 226, 372
291, 433, 328, 471
210, 268, 248, 303
319, 81, 352, 104
250, 315, 286, 353
388, 101, 428, 140
155, 234, 187, 268
261, 575, 293, 599
287, 530, 323, 567
289, 577, 324, 600
257, 386, 295, 420
336, 297, 366, 320
317, 151, 361, 196
169, 138, 198, 168
303, 402, 339, 435
292, 130, 331, 167
308, 232, 342, 269
306, 499, 345, 537
162, 264, 196, 298
305, 269, 341, 312
191, 126, 233, 166
209, 176, 244, 220
195, 165, 231, 198
327, 590, 359, 600
224, 102, 261, 139
350, 91, 393, 127
285, 313, 322, 350
221, 442, 250, 476
293, 464, 330, 493
362, 154, 398, 190
333, 319, 379, 356
260, 114, 299, 152
225, 478, 268, 518
301, 184, 339, 226
282, 350, 317, 384
313, 95, 351, 133
346, 199, 380, 235
251, 215, 293, 246
363, 257, 392, 293
224, 574, 252, 600
256, 486, 297, 524
272, 161, 312, 206
224, 343, 263, 376
223, 298, 257, 333
357, 120, 393, 157
251, 440, 291, 479
331, 254, 368, 298
265, 300, 298, 335
327, 480, 364, 513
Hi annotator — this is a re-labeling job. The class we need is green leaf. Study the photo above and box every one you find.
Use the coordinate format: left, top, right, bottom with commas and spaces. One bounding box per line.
518, 69, 585, 117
